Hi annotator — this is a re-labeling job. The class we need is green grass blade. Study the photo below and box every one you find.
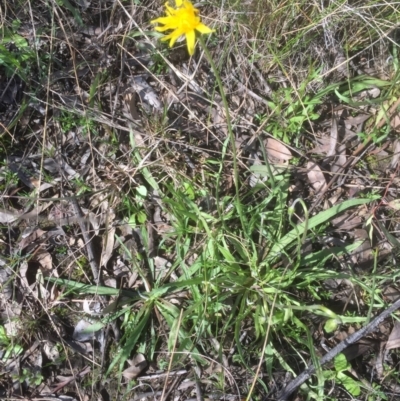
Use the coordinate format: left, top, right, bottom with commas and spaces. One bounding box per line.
300, 241, 363, 266
56, 0, 83, 26
156, 300, 207, 365
266, 197, 379, 263
45, 276, 206, 301
106, 306, 152, 375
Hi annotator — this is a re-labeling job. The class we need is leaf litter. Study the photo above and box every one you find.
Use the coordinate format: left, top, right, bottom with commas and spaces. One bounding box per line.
1, 1, 400, 400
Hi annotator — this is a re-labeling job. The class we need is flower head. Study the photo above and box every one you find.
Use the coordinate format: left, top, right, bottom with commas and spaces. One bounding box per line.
151, 0, 214, 56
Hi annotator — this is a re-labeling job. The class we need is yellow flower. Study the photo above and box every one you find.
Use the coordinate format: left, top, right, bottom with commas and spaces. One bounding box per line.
151, 0, 214, 56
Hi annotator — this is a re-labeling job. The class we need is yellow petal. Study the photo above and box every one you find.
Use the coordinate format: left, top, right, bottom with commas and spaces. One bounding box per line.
151, 16, 174, 25
165, 4, 175, 14
195, 22, 214, 34
185, 29, 196, 55
184, 0, 197, 11
175, 0, 183, 6
162, 30, 183, 48
154, 25, 174, 32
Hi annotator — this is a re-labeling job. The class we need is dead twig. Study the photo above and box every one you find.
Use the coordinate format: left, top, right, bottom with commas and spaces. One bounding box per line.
51, 365, 91, 393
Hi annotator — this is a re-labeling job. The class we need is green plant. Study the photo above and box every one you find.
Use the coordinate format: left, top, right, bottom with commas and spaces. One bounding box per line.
15, 368, 44, 386
55, 0, 83, 26
264, 69, 322, 143
0, 325, 23, 361
72, 177, 92, 196
2, 0, 398, 399
46, 181, 379, 398
0, 168, 19, 191
323, 354, 361, 397
120, 186, 149, 226
0, 26, 35, 79
149, 49, 170, 74
55, 245, 68, 256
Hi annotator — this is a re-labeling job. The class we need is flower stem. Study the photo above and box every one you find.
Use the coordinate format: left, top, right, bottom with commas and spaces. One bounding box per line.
197, 36, 244, 228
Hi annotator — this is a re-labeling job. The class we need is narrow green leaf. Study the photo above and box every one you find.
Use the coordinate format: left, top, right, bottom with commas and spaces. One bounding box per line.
0, 326, 9, 345
57, 0, 83, 26
267, 197, 379, 262
45, 277, 138, 297
106, 307, 151, 375
300, 241, 363, 266
45, 276, 205, 302
157, 300, 207, 365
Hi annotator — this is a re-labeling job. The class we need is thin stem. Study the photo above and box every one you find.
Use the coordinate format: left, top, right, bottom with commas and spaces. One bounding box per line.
197, 36, 244, 229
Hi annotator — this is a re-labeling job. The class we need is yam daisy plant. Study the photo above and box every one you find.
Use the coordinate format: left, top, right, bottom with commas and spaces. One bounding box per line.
152, 0, 245, 229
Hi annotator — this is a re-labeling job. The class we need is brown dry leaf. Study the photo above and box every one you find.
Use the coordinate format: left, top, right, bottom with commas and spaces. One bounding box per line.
212, 105, 228, 138
130, 76, 162, 111
331, 154, 347, 174
311, 135, 331, 155
101, 226, 115, 268
125, 92, 140, 121
250, 139, 293, 180
19, 260, 35, 293
307, 161, 327, 193
332, 51, 350, 78
104, 277, 117, 288
391, 110, 400, 132
330, 138, 347, 174
43, 340, 60, 362
331, 212, 362, 231
327, 117, 338, 157
52, 366, 91, 393
326, 187, 344, 206
21, 201, 53, 220
342, 339, 377, 361
390, 139, 400, 169
154, 256, 172, 281
356, 87, 380, 101
383, 286, 400, 302
350, 229, 372, 269
386, 199, 400, 211
3, 302, 23, 337
72, 319, 102, 342
265, 138, 292, 162
0, 208, 18, 223
36, 251, 53, 274
386, 321, 400, 350
18, 228, 47, 250
375, 342, 385, 379
122, 353, 148, 380
344, 114, 371, 128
